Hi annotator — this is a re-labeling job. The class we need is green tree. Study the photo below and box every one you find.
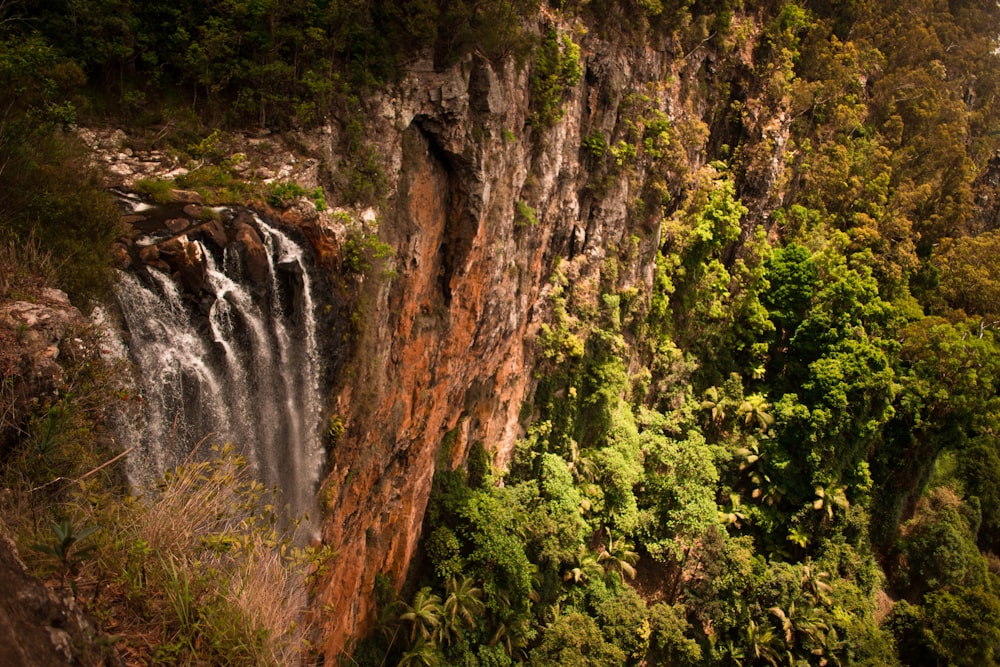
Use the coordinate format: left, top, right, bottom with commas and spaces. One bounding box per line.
528, 611, 626, 667
441, 576, 485, 645
646, 602, 701, 666
0, 34, 121, 306
934, 230, 1000, 321
399, 587, 443, 645
594, 587, 650, 661
529, 26, 582, 127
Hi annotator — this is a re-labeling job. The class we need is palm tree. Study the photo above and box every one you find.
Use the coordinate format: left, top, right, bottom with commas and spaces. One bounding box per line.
490, 611, 534, 661
441, 576, 484, 644
399, 586, 443, 645
797, 563, 834, 610
397, 637, 442, 667
787, 525, 811, 549
812, 484, 849, 522
769, 602, 829, 653
814, 626, 845, 666
598, 528, 638, 583
701, 385, 728, 424
376, 595, 406, 657
745, 617, 781, 667
719, 492, 748, 528
563, 546, 603, 585
737, 393, 775, 432
750, 470, 784, 506
736, 443, 761, 472
568, 438, 599, 484
719, 638, 746, 666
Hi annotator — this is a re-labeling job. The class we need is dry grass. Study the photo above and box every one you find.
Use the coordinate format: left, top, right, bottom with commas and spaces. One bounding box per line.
226, 535, 310, 665
4, 443, 318, 666
0, 249, 320, 664
136, 445, 262, 555
0, 231, 54, 302
95, 445, 315, 666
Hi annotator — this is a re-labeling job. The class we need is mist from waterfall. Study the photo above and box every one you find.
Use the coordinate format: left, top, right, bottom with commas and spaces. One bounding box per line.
113, 213, 324, 526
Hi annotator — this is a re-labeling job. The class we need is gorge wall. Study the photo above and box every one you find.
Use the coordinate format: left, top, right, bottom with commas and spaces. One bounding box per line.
314, 15, 787, 657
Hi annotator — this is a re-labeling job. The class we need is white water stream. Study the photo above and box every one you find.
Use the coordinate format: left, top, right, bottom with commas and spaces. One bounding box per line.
113, 214, 324, 524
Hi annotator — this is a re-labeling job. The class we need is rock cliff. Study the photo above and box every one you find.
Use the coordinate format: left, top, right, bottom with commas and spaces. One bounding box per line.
73, 12, 791, 658
315, 14, 787, 657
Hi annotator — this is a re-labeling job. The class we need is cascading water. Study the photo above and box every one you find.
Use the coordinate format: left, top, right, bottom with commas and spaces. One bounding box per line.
113, 210, 325, 528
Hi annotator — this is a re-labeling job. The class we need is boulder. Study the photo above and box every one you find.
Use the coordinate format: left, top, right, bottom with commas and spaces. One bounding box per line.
232, 212, 269, 284
0, 533, 106, 666
111, 242, 132, 270
0, 291, 86, 457
157, 236, 207, 294
193, 218, 228, 251
169, 189, 203, 204
164, 218, 188, 234
137, 244, 159, 264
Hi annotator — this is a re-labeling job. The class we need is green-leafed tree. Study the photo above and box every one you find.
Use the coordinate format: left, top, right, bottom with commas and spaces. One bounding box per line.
528, 611, 627, 667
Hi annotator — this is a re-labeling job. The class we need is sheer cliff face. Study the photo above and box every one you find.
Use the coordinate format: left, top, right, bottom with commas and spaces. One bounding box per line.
317, 19, 783, 657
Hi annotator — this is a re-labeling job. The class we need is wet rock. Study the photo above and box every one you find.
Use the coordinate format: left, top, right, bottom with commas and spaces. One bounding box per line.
146, 259, 171, 274
158, 236, 207, 294
169, 189, 203, 204
232, 212, 269, 284
165, 218, 188, 234
111, 242, 132, 270
193, 218, 228, 251
280, 197, 319, 225
138, 244, 160, 264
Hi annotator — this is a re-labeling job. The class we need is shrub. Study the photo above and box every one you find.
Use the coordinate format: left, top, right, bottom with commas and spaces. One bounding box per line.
529, 27, 583, 128
0, 128, 122, 308
515, 200, 539, 227
266, 182, 327, 210
342, 229, 395, 277
134, 178, 178, 204
95, 445, 315, 665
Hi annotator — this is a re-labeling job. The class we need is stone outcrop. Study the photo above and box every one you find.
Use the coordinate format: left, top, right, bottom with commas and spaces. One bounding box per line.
77, 127, 326, 192
0, 289, 89, 458
0, 534, 107, 667
111, 198, 316, 302
0, 290, 111, 664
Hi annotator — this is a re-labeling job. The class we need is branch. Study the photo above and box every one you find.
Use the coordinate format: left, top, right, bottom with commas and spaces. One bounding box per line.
30, 446, 134, 494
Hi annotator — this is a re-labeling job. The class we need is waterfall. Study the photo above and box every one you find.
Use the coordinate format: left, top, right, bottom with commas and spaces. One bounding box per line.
113, 212, 324, 526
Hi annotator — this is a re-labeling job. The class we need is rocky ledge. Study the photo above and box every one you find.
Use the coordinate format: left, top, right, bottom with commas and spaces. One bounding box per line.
0, 535, 107, 667
0, 288, 90, 458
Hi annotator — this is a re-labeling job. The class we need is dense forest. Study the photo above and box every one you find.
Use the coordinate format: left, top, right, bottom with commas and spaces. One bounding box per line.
3, 0, 1000, 665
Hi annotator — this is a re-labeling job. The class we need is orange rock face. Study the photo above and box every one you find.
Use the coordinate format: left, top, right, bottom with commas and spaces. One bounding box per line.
311, 18, 780, 657
312, 48, 637, 659
317, 117, 547, 657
